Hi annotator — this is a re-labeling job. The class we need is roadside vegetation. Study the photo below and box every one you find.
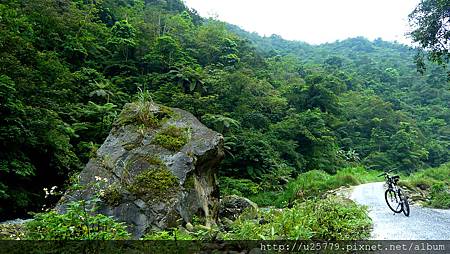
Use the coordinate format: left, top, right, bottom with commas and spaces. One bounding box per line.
143, 196, 372, 241
400, 163, 450, 209
222, 166, 381, 207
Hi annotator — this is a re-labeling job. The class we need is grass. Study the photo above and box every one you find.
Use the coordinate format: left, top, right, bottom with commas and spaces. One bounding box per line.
400, 163, 449, 189
246, 166, 381, 208
116, 101, 174, 128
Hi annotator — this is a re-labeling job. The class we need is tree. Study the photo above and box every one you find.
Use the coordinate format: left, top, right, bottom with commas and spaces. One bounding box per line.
108, 20, 137, 62
408, 0, 450, 74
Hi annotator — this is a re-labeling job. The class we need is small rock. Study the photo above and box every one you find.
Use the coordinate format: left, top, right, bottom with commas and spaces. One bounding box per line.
194, 224, 211, 231
185, 222, 194, 232
219, 195, 258, 220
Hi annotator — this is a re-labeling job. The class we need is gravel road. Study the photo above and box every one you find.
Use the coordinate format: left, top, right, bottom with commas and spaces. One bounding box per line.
350, 182, 450, 240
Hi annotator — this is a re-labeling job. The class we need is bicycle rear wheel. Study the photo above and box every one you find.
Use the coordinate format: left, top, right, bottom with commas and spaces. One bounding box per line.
385, 189, 402, 213
399, 189, 410, 217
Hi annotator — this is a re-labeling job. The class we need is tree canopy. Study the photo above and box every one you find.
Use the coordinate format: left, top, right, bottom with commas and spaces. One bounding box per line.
408, 0, 450, 74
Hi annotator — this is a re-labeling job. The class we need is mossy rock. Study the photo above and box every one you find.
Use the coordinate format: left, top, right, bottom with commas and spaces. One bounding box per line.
152, 125, 190, 151
128, 167, 180, 201
57, 102, 224, 238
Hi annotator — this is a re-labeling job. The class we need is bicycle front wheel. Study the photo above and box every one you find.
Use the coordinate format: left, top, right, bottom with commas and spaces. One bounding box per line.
385, 189, 402, 213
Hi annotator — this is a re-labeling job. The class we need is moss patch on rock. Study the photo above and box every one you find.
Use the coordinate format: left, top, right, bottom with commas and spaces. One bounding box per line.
122, 142, 139, 151
141, 155, 165, 167
128, 167, 180, 201
153, 125, 189, 151
183, 174, 196, 190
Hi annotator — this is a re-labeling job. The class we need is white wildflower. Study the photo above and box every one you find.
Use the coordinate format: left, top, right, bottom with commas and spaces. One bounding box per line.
43, 187, 50, 198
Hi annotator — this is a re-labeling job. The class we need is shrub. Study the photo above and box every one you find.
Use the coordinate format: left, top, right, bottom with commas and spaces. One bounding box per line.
247, 191, 279, 207
25, 200, 130, 240
274, 170, 331, 207
142, 225, 219, 241
430, 192, 450, 209
224, 196, 371, 240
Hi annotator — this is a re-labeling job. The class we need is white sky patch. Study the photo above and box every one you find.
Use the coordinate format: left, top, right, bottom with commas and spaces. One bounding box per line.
183, 0, 420, 45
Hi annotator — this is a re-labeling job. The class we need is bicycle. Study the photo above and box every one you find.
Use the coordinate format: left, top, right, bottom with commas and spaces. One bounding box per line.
378, 170, 410, 217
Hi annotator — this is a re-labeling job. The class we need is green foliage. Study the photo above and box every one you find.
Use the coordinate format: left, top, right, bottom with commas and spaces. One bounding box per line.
219, 177, 262, 197
224, 197, 371, 240
183, 175, 195, 189
142, 228, 196, 240
153, 125, 189, 151
201, 114, 240, 134
25, 200, 130, 240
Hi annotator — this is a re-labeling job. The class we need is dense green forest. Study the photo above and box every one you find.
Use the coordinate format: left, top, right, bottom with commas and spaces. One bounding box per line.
0, 0, 449, 221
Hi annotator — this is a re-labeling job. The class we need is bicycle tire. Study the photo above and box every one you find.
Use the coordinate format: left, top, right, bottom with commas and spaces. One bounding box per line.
385, 189, 402, 213
399, 189, 410, 217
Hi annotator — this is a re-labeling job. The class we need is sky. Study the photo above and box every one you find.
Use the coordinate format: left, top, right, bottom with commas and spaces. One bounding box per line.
183, 0, 420, 45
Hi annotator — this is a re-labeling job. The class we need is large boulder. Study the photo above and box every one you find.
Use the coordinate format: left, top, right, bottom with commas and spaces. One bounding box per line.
57, 102, 224, 238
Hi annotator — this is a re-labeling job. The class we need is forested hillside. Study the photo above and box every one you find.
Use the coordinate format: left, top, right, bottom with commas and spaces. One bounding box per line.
0, 0, 448, 221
